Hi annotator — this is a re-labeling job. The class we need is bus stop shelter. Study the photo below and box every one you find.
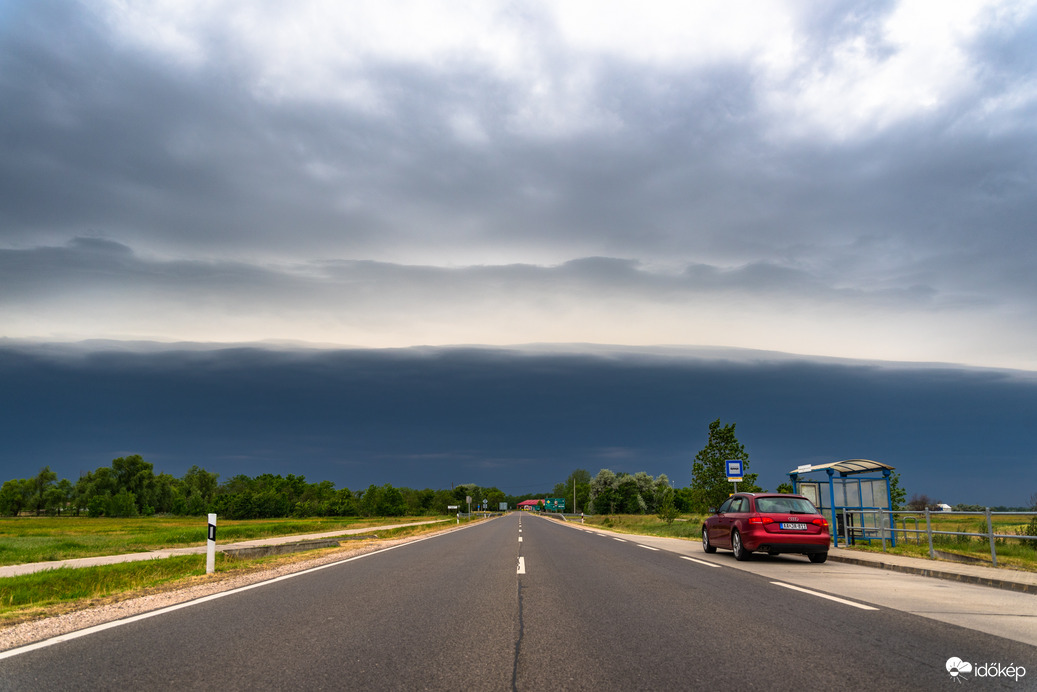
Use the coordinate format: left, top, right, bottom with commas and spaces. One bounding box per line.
788, 459, 896, 548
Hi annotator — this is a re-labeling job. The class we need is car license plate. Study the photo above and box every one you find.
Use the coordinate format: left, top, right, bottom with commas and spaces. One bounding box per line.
781, 522, 808, 530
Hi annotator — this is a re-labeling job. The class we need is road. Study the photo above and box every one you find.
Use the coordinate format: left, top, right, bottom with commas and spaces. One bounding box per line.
2, 514, 1034, 690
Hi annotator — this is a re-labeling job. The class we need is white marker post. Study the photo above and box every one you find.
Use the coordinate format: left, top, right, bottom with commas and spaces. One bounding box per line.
206, 513, 217, 574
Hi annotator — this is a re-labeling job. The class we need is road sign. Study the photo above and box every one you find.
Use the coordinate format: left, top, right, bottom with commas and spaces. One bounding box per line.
447, 505, 459, 510
726, 459, 744, 481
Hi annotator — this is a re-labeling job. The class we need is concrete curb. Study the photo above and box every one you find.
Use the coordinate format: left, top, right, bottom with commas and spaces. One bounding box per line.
828, 553, 1037, 595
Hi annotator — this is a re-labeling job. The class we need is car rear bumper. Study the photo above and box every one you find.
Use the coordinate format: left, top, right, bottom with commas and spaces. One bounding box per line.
742, 532, 830, 553
750, 541, 829, 554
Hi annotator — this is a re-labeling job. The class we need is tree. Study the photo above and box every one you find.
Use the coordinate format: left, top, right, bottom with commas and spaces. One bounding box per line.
553, 469, 591, 513
776, 482, 794, 494
0, 479, 30, 516
888, 471, 906, 511
906, 493, 942, 511
689, 419, 761, 513
656, 485, 679, 525
111, 455, 156, 514
589, 469, 619, 514
29, 466, 58, 516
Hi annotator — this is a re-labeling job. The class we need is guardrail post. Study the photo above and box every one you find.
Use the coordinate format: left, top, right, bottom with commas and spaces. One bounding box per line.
207, 513, 217, 574
985, 508, 998, 567
925, 508, 934, 559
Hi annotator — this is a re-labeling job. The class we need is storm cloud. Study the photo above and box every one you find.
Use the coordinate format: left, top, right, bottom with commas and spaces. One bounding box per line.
1, 342, 1034, 506
2, 2, 1036, 503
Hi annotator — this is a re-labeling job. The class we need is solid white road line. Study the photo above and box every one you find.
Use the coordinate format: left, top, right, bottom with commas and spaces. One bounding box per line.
680, 556, 721, 568
517, 556, 526, 574
771, 581, 878, 610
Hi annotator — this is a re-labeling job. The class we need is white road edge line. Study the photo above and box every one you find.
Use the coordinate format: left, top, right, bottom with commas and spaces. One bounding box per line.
637, 544, 659, 551
517, 556, 526, 574
0, 528, 458, 661
771, 581, 879, 610
680, 556, 721, 568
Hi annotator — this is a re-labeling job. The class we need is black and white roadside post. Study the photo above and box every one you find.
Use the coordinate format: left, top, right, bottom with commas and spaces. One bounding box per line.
206, 513, 217, 574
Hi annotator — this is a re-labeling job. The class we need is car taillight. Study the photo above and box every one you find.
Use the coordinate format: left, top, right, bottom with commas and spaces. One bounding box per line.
748, 516, 774, 525
812, 517, 828, 528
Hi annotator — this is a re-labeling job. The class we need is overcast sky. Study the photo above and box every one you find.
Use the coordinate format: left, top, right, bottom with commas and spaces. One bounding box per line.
2, 2, 1036, 504
2, 0, 1036, 367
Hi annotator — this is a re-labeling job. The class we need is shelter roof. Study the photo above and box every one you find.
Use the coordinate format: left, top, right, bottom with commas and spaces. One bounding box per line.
789, 459, 895, 476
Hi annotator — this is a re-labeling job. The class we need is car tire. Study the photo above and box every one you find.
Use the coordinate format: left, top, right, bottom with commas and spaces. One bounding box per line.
808, 552, 828, 564
702, 527, 717, 553
732, 530, 750, 561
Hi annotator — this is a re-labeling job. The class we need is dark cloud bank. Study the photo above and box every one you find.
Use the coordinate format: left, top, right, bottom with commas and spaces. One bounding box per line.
1, 342, 1034, 506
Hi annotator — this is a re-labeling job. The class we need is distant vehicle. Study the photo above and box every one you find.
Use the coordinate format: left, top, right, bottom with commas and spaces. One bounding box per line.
702, 493, 830, 563
936, 503, 953, 512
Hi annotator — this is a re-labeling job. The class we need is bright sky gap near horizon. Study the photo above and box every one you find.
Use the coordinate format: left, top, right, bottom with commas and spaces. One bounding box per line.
1, 1, 1036, 506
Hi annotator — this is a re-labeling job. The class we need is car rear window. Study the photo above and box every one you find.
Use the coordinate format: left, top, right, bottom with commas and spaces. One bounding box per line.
755, 497, 818, 514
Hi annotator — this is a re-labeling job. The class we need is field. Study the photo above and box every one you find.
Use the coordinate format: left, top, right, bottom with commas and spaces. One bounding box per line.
855, 511, 1037, 572
0, 515, 454, 624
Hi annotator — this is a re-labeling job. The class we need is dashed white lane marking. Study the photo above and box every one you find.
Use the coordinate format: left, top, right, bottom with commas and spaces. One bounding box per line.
518, 537, 523, 542
613, 538, 627, 542
771, 581, 878, 610
680, 556, 721, 568
637, 544, 659, 551
517, 556, 526, 574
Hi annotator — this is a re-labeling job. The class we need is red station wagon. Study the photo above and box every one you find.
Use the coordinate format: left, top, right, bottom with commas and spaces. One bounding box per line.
702, 493, 830, 563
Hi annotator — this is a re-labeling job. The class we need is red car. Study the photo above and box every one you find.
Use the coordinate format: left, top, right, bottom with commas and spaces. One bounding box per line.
702, 493, 830, 563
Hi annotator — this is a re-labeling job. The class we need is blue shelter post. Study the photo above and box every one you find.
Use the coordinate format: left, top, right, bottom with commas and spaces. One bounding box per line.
826, 468, 837, 546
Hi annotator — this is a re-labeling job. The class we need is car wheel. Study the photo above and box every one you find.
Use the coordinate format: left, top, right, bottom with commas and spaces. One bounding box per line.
702, 526, 717, 553
808, 552, 828, 564
732, 530, 750, 561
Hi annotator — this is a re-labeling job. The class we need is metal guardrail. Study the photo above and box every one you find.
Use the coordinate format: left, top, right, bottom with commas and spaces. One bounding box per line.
841, 508, 1037, 567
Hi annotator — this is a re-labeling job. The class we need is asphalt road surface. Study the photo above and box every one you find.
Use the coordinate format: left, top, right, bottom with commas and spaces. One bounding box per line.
2, 514, 1034, 690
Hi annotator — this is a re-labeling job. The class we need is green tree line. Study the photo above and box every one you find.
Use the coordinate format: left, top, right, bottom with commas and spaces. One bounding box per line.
1, 420, 910, 519
0, 457, 548, 519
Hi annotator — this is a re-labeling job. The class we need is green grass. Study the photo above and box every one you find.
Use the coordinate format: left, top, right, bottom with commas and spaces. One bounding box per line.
0, 555, 209, 616
0, 515, 445, 566
0, 517, 465, 624
583, 514, 708, 540
851, 513, 1037, 572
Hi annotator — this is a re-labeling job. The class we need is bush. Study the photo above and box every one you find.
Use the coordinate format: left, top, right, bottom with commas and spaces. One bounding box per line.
1026, 517, 1037, 551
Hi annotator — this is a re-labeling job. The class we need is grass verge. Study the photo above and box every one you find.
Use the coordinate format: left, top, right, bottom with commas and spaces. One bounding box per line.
0, 515, 445, 566
0, 518, 465, 626
582, 514, 707, 540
